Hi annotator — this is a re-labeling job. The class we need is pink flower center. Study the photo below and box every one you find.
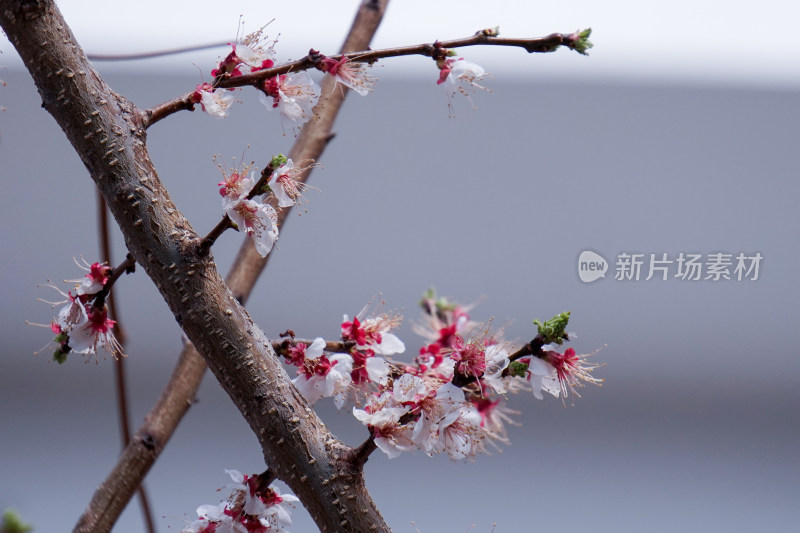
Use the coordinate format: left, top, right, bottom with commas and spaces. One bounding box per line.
232, 203, 265, 234
546, 348, 579, 382
86, 308, 115, 334
452, 339, 486, 378
341, 317, 367, 345
350, 348, 374, 384
300, 354, 337, 379
219, 172, 246, 197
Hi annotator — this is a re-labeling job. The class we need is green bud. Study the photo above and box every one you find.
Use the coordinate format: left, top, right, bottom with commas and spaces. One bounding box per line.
507, 360, 529, 378
421, 288, 436, 302
270, 154, 288, 169
435, 296, 455, 312
571, 28, 593, 56
53, 349, 68, 364
533, 311, 571, 345
2, 509, 34, 533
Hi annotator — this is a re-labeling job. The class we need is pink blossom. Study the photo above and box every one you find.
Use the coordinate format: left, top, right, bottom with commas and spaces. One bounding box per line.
260, 72, 320, 129
481, 343, 511, 394
543, 347, 603, 399
341, 315, 367, 345
74, 260, 111, 296
225, 469, 268, 516
55, 291, 88, 333
225, 199, 279, 257
68, 305, 122, 357
359, 315, 405, 356
349, 348, 390, 387
268, 159, 308, 208
184, 469, 299, 533
411, 382, 479, 458
526, 357, 561, 400
290, 339, 353, 408
319, 56, 375, 96
192, 83, 235, 118
353, 392, 415, 458
212, 27, 276, 78
439, 57, 490, 111
450, 336, 487, 381
218, 171, 255, 209
437, 400, 482, 460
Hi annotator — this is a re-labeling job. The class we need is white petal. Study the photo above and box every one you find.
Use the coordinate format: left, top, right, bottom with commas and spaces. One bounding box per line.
372, 333, 405, 356
225, 469, 244, 484
366, 356, 390, 385
305, 337, 326, 360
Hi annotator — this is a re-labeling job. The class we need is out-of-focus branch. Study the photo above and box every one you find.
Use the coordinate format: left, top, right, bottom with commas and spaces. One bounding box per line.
87, 42, 229, 61
96, 191, 155, 533
73, 341, 207, 533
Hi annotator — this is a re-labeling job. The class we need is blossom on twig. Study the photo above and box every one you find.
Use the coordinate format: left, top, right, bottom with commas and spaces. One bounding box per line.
192, 83, 235, 118
319, 56, 375, 96
260, 72, 320, 131
183, 469, 298, 533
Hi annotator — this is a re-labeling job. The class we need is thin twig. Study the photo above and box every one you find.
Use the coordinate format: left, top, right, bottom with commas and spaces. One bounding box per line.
87, 41, 229, 61
144, 28, 590, 127
96, 191, 156, 533
350, 436, 377, 470
272, 337, 351, 357
255, 469, 277, 494
197, 215, 233, 255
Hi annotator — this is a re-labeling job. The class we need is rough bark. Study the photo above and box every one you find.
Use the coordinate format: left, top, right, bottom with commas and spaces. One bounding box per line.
0, 1, 390, 531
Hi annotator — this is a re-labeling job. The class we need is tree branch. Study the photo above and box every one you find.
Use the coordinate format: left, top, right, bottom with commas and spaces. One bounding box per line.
144, 27, 590, 126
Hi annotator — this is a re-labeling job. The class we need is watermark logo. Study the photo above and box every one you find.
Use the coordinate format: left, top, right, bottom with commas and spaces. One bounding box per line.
578, 250, 763, 283
577, 250, 608, 283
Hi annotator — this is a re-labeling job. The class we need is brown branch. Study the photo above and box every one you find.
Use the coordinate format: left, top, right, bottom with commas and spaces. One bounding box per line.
349, 436, 378, 470
0, 1, 395, 532
255, 468, 278, 494
73, 341, 208, 533
197, 215, 233, 254
96, 191, 156, 533
272, 338, 351, 357
144, 26, 590, 126
145, 94, 195, 127
90, 253, 135, 310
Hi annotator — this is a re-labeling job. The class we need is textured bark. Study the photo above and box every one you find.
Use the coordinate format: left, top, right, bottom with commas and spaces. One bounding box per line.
0, 1, 390, 531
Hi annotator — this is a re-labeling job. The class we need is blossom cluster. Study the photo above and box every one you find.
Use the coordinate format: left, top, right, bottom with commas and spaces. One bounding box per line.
192, 26, 490, 125
279, 291, 602, 461
183, 469, 299, 533
215, 155, 312, 257
33, 259, 122, 363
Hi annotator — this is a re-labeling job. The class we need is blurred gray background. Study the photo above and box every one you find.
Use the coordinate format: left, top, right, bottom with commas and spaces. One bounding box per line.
2, 33, 799, 533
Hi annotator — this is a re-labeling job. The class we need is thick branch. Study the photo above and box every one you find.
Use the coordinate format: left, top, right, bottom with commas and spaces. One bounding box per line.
0, 1, 390, 532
